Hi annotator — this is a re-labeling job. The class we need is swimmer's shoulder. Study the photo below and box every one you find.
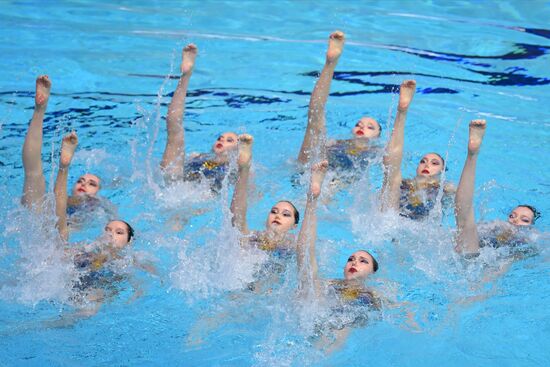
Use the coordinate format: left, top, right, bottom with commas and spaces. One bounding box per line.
443, 182, 456, 195
188, 152, 202, 160
67, 195, 102, 209
400, 178, 415, 190
360, 288, 382, 310
326, 139, 340, 148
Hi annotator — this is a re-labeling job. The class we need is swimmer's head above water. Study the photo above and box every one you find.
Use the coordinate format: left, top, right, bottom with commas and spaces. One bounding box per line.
104, 220, 134, 248
212, 132, 238, 156
72, 173, 101, 197
265, 200, 300, 233
508, 205, 540, 226
415, 152, 446, 179
343, 250, 379, 281
352, 117, 381, 139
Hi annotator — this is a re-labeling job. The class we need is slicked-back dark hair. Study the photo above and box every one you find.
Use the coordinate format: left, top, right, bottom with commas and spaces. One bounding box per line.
359, 249, 379, 273
517, 204, 541, 224
278, 200, 300, 224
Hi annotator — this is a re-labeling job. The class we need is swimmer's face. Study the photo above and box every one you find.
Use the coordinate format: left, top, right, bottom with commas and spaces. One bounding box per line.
352, 117, 380, 139
72, 174, 101, 196
104, 220, 131, 249
212, 132, 238, 155
416, 153, 444, 178
508, 206, 535, 226
344, 250, 375, 280
265, 201, 297, 233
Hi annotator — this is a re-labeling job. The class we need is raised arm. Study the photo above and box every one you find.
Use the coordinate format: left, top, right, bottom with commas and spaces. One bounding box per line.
298, 31, 345, 165
455, 119, 487, 254
381, 80, 416, 211
230, 134, 254, 235
55, 132, 78, 241
22, 75, 51, 209
160, 44, 198, 179
296, 161, 328, 297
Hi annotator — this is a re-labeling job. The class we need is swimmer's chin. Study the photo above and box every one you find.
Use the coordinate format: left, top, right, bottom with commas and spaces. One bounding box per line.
267, 222, 286, 233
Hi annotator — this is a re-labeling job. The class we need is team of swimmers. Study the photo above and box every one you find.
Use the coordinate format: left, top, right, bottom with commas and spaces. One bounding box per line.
19, 31, 541, 345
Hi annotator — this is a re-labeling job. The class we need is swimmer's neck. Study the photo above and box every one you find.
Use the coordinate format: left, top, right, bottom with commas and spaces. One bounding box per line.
213, 151, 236, 164
341, 278, 366, 288
496, 221, 520, 231
68, 194, 97, 206
263, 229, 289, 243
213, 154, 228, 164
350, 137, 371, 149
414, 175, 440, 188
103, 245, 125, 258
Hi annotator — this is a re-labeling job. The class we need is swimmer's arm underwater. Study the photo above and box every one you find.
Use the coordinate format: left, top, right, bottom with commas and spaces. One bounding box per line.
133, 257, 159, 277
381, 80, 416, 212
127, 278, 145, 304
316, 327, 351, 355
54, 132, 79, 241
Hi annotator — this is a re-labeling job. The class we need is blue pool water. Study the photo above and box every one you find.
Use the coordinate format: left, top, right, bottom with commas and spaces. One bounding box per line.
1, 1, 549, 366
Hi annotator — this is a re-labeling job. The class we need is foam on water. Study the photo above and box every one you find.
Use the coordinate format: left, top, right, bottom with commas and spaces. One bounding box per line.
0, 200, 77, 306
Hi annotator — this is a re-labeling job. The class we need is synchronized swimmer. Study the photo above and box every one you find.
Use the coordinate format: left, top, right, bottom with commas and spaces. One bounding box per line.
16, 30, 541, 349
298, 31, 383, 175
160, 43, 238, 191
454, 119, 540, 256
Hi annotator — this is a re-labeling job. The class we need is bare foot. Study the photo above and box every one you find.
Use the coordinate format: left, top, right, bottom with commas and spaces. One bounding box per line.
310, 160, 329, 199
237, 134, 253, 168
397, 80, 416, 112
326, 31, 345, 63
467, 119, 487, 155
60, 131, 78, 168
35, 75, 51, 109
181, 44, 198, 75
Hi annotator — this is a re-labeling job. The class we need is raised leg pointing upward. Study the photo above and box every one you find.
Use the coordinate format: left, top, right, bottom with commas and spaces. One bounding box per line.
161, 44, 198, 179
455, 119, 487, 254
22, 75, 51, 209
298, 31, 345, 165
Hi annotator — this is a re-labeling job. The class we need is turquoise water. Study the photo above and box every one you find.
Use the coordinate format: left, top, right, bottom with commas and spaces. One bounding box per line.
1, 1, 549, 366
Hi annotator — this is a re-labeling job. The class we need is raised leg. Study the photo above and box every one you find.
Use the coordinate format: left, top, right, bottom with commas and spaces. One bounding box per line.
298, 31, 345, 165
455, 119, 487, 254
297, 160, 328, 296
230, 134, 254, 234
22, 75, 51, 208
381, 80, 416, 211
160, 44, 198, 179
55, 132, 78, 241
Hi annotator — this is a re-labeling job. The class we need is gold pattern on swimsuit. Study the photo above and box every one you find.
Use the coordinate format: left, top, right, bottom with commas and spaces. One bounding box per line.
258, 236, 277, 251
340, 287, 360, 301
404, 180, 439, 207
91, 254, 107, 270
345, 146, 368, 156
202, 160, 221, 170
495, 229, 514, 243
408, 195, 422, 207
